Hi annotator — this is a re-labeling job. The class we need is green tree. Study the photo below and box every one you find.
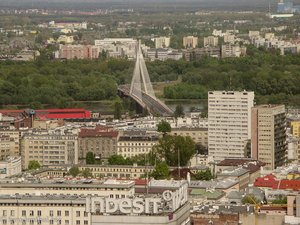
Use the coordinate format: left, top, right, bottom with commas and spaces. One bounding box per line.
151, 162, 169, 179
157, 120, 171, 135
174, 104, 184, 118
113, 99, 122, 120
86, 152, 95, 164
154, 135, 196, 167
69, 166, 80, 177
193, 169, 213, 180
82, 169, 93, 178
28, 160, 41, 170
108, 154, 126, 165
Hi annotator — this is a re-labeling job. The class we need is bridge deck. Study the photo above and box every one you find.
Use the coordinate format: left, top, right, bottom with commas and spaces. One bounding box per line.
118, 85, 173, 116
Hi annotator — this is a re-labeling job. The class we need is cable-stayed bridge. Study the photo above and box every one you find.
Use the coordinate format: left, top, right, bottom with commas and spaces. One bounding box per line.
118, 44, 173, 116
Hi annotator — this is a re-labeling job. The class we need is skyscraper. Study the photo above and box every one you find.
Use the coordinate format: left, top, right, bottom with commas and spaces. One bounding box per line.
208, 91, 254, 161
251, 105, 287, 170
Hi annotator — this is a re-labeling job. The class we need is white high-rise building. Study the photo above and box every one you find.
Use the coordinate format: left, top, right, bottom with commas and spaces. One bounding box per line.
208, 91, 254, 161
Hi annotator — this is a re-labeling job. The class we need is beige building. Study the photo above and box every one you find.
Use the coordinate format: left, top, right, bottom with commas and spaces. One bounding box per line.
117, 131, 158, 158
251, 105, 287, 170
171, 127, 208, 148
221, 44, 243, 58
78, 126, 118, 160
0, 130, 20, 156
79, 165, 153, 179
0, 179, 135, 197
154, 37, 171, 48
0, 195, 90, 225
21, 133, 78, 169
0, 135, 12, 160
208, 91, 254, 161
223, 34, 235, 44
0, 156, 21, 179
203, 36, 219, 47
183, 36, 198, 48
291, 120, 300, 137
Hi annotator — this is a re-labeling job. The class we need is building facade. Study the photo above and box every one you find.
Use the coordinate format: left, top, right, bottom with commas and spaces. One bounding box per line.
291, 120, 300, 137
208, 91, 254, 161
0, 130, 20, 156
171, 128, 208, 148
203, 36, 219, 47
154, 37, 171, 48
117, 131, 158, 158
0, 156, 21, 179
251, 105, 287, 170
78, 126, 118, 160
21, 133, 78, 169
183, 36, 198, 48
58, 44, 99, 60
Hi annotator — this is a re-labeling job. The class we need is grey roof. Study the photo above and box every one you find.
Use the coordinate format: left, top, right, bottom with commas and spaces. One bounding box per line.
192, 204, 254, 214
227, 191, 243, 200
217, 167, 249, 177
189, 178, 239, 189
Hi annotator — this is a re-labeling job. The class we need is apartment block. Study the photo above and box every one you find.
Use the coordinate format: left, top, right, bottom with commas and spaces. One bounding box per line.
78, 126, 118, 160
0, 130, 20, 156
291, 120, 300, 137
21, 133, 78, 169
203, 36, 219, 47
221, 44, 244, 58
0, 135, 12, 160
0, 195, 90, 225
94, 38, 138, 59
208, 91, 254, 161
117, 131, 158, 158
183, 47, 221, 61
251, 105, 287, 170
58, 44, 99, 60
224, 34, 235, 44
183, 36, 198, 48
171, 127, 208, 148
153, 37, 171, 48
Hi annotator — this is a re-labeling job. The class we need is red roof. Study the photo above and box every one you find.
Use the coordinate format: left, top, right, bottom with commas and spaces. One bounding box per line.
0, 108, 91, 119
254, 174, 300, 191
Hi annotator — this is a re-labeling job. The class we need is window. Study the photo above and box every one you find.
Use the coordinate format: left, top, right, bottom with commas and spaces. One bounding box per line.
22, 211, 26, 217
76, 220, 80, 225
29, 210, 34, 216
57, 211, 61, 216
37, 210, 42, 216
3, 210, 7, 216
22, 220, 26, 225
76, 211, 80, 217
50, 220, 54, 225
65, 211, 69, 217
50, 210, 54, 217
37, 220, 42, 225
84, 212, 88, 217
3, 219, 7, 225
29, 219, 34, 225
57, 220, 61, 225
10, 210, 15, 217
10, 220, 15, 225
65, 220, 69, 225
84, 221, 88, 225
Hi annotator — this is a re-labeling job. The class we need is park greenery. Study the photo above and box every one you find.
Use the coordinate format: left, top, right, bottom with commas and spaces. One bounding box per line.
1, 46, 300, 109
193, 169, 213, 181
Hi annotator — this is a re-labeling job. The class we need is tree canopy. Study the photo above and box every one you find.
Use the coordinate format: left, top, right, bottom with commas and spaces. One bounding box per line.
151, 162, 170, 179
153, 135, 196, 167
28, 160, 41, 170
86, 152, 96, 164
157, 120, 171, 135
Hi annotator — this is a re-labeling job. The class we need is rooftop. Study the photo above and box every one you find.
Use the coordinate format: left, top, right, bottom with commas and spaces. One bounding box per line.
189, 178, 239, 189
